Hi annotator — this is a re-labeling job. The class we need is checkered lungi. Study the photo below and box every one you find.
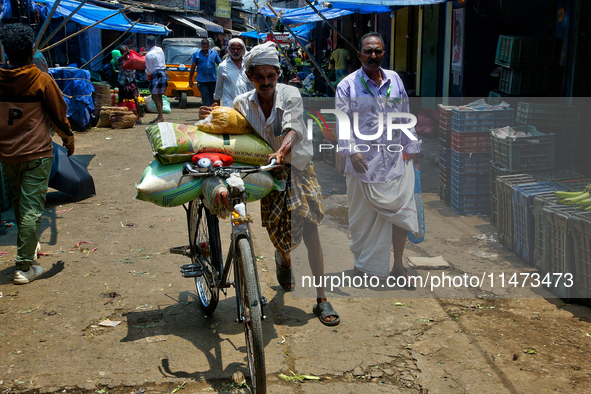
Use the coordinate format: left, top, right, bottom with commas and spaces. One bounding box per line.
149, 69, 169, 95
260, 163, 324, 254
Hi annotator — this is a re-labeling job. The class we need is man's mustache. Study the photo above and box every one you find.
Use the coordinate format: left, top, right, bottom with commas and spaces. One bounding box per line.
368, 58, 381, 64
261, 84, 273, 89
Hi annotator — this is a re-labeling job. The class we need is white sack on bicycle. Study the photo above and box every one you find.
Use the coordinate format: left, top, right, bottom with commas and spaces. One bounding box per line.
195, 107, 254, 135
136, 160, 285, 207
145, 122, 273, 165
202, 177, 230, 219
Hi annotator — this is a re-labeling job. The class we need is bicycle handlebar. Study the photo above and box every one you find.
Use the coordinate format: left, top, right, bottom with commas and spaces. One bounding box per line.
178, 158, 280, 188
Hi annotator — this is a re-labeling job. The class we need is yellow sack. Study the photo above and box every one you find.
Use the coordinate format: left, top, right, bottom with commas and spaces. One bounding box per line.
145, 122, 274, 165
196, 107, 254, 135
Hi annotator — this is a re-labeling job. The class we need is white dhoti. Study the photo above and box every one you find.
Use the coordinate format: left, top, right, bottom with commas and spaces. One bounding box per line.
346, 161, 418, 278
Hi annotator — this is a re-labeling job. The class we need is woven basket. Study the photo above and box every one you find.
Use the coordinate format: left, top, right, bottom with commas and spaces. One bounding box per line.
110, 111, 137, 129
92, 83, 112, 118
97, 106, 127, 128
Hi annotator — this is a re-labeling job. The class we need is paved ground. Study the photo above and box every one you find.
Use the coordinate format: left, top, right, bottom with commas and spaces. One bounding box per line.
0, 98, 590, 394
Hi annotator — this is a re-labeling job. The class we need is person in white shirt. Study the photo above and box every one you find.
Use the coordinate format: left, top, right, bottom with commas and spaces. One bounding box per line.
144, 35, 168, 124
233, 42, 340, 326
198, 38, 253, 118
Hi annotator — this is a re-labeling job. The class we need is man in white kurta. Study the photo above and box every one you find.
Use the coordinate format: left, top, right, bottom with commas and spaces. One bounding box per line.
336, 33, 420, 282
213, 38, 253, 107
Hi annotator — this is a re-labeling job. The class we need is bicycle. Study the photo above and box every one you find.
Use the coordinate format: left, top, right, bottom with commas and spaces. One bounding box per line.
169, 158, 279, 393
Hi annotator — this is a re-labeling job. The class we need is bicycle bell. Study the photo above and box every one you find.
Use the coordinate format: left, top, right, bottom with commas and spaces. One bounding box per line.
197, 158, 213, 172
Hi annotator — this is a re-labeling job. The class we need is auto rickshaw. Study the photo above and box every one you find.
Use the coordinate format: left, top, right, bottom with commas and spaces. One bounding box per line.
162, 37, 212, 109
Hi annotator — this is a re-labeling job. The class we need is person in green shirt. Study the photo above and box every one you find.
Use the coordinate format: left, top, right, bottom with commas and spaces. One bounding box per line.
329, 40, 351, 80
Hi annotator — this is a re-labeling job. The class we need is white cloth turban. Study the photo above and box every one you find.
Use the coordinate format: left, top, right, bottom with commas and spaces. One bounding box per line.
243, 41, 280, 72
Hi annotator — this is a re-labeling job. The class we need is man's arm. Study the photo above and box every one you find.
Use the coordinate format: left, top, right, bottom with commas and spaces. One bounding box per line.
188, 62, 197, 89
43, 76, 75, 156
269, 129, 294, 165
213, 62, 223, 102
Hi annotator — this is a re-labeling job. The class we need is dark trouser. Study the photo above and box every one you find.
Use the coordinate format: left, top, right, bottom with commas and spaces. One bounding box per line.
3, 158, 52, 271
198, 81, 217, 107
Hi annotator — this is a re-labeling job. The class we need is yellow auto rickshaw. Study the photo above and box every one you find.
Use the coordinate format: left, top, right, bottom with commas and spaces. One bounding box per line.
162, 37, 209, 109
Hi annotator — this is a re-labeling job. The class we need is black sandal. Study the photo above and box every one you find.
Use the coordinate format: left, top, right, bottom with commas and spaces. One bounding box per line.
389, 266, 416, 289
313, 301, 341, 326
275, 250, 294, 291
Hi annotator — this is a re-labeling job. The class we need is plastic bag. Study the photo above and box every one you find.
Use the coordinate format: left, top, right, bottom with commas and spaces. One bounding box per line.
122, 50, 146, 71
144, 95, 171, 114
407, 164, 425, 244
202, 177, 230, 219
196, 107, 254, 135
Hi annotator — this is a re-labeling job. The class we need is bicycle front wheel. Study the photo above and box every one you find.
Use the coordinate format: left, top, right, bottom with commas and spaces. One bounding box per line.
189, 199, 222, 315
237, 238, 266, 393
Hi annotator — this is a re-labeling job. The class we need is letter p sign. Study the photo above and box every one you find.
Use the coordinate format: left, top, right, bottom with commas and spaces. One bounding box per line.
8, 108, 23, 126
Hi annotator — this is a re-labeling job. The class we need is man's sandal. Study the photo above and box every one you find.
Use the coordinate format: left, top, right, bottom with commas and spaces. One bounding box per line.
389, 266, 416, 289
313, 301, 341, 326
275, 250, 294, 291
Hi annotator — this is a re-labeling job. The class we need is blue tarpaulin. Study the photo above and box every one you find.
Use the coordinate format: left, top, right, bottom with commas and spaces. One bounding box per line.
240, 23, 315, 43
36, 0, 169, 35
259, 5, 353, 24
260, 0, 449, 24
49, 67, 95, 128
240, 30, 265, 39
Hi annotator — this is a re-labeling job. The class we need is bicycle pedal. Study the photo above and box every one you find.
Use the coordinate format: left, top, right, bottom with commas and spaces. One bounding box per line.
180, 264, 203, 277
170, 245, 191, 257
261, 296, 268, 306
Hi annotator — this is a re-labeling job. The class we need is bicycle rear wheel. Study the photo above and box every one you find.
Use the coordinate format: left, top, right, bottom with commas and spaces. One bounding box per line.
237, 237, 266, 393
189, 199, 222, 315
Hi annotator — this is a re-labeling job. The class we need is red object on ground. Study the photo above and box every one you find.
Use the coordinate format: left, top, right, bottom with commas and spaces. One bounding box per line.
191, 152, 234, 167
122, 50, 146, 71
117, 101, 138, 117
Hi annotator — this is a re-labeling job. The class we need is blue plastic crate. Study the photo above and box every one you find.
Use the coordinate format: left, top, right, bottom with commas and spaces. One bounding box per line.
451, 151, 491, 174
451, 192, 490, 215
452, 170, 489, 184
439, 146, 451, 168
451, 172, 489, 195
512, 182, 566, 265
451, 108, 515, 133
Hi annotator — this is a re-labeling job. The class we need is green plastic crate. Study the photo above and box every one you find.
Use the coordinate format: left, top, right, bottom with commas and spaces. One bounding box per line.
516, 102, 580, 127
491, 126, 554, 171
495, 36, 562, 69
498, 68, 560, 96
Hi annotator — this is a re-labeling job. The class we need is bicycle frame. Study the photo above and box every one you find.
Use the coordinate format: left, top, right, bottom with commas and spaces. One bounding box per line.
181, 160, 277, 322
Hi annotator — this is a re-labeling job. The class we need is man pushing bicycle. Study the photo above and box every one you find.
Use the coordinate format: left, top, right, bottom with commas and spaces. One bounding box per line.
200, 42, 340, 326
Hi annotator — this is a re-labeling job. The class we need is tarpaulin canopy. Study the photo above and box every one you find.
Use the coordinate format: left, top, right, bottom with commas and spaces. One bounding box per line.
259, 4, 352, 24
185, 15, 224, 33
240, 30, 265, 39
259, 0, 449, 24
240, 23, 315, 44
36, 0, 169, 35
168, 14, 207, 37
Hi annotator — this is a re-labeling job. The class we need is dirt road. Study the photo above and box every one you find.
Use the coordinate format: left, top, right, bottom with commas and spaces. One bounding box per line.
1, 99, 590, 394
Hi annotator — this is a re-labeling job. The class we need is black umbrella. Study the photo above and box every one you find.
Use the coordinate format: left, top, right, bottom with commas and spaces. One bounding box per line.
48, 142, 96, 201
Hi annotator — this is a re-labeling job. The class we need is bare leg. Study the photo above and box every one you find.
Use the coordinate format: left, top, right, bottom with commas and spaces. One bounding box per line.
391, 223, 408, 272
152, 94, 164, 122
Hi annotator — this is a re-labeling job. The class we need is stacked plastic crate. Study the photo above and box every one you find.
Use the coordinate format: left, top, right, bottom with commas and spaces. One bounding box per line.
572, 211, 591, 305
494, 36, 562, 96
438, 105, 453, 205
514, 102, 581, 170
450, 107, 513, 215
